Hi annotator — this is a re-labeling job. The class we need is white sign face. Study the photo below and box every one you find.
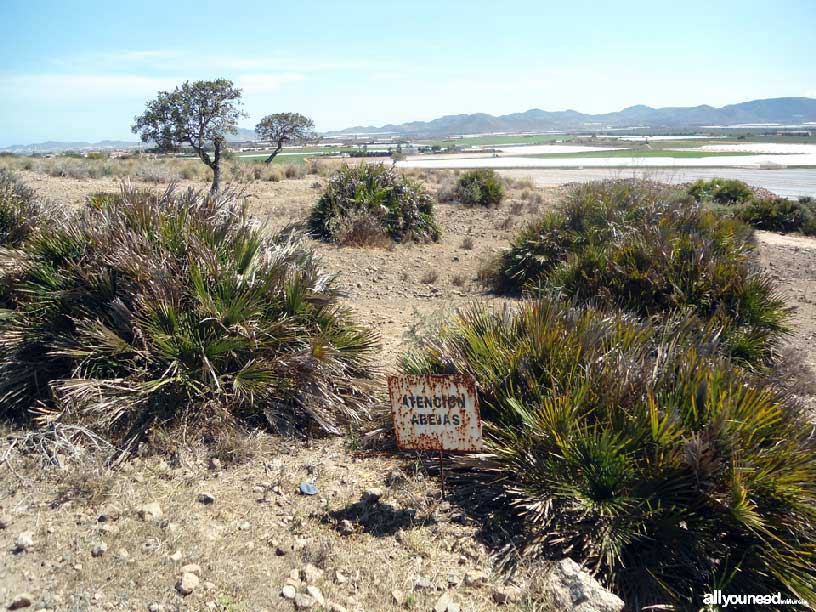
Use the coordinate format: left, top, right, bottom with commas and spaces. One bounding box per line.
387, 374, 483, 452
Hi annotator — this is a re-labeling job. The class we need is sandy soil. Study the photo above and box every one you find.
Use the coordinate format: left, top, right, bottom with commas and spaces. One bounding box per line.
1, 169, 814, 612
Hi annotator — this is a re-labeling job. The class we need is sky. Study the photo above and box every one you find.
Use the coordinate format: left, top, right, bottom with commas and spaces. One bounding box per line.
1, 0, 814, 146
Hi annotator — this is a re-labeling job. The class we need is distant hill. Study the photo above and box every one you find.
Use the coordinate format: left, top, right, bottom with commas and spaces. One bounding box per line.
329, 97, 816, 137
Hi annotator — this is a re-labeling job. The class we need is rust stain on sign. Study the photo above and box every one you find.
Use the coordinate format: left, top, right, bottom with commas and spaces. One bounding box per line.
388, 374, 482, 452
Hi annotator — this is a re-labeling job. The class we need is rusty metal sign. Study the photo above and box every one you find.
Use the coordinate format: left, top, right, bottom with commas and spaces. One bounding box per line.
387, 374, 482, 452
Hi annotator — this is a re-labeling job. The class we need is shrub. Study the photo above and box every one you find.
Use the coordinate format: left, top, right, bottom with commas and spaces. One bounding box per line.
485, 180, 788, 365
0, 170, 40, 247
284, 164, 305, 179
310, 164, 441, 245
403, 298, 816, 608
454, 169, 505, 207
687, 177, 753, 205
0, 185, 377, 441
735, 197, 816, 236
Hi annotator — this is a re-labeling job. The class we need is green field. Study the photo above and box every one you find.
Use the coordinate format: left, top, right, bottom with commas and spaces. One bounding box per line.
415, 134, 574, 148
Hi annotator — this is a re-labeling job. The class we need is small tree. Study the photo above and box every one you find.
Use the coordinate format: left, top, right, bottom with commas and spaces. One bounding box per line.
255, 113, 316, 164
132, 79, 244, 194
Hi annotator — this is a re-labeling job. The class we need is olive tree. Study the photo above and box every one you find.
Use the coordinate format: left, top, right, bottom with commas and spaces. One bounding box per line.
255, 113, 317, 164
132, 79, 244, 194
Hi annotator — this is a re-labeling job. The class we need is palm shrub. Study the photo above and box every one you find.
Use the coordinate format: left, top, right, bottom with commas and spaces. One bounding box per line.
0, 185, 377, 442
735, 197, 816, 236
309, 163, 441, 245
454, 169, 505, 207
485, 180, 788, 365
0, 169, 41, 247
687, 177, 753, 205
403, 298, 816, 609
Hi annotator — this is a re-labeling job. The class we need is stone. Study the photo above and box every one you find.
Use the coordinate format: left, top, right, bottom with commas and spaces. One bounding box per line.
390, 590, 404, 605
362, 488, 383, 503
180, 564, 201, 575
305, 586, 324, 606
414, 575, 433, 591
6, 593, 33, 610
0, 515, 11, 529
446, 573, 461, 587
197, 492, 216, 505
14, 532, 34, 552
237, 521, 250, 531
274, 546, 287, 556
338, 520, 354, 536
281, 584, 297, 600
148, 604, 163, 612
433, 593, 460, 612
90, 542, 108, 557
544, 558, 624, 612
96, 506, 121, 522
208, 458, 222, 471
492, 586, 522, 605
333, 570, 348, 584
169, 550, 183, 562
300, 563, 323, 584
294, 594, 315, 609
176, 572, 200, 595
328, 603, 347, 612
135, 502, 163, 521
463, 571, 487, 587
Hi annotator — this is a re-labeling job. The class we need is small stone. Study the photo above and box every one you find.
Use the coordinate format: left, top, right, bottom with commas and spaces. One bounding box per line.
338, 520, 354, 536
148, 604, 163, 612
294, 593, 315, 609
0, 515, 11, 529
491, 586, 522, 605
197, 492, 216, 505
463, 571, 487, 587
281, 584, 297, 600
362, 488, 383, 503
390, 590, 404, 605
299, 482, 318, 496
208, 458, 221, 471
274, 546, 287, 557
237, 521, 250, 531
176, 572, 200, 595
180, 564, 201, 575
447, 574, 461, 587
136, 502, 162, 521
333, 570, 348, 584
328, 603, 347, 612
115, 548, 130, 561
292, 538, 308, 551
305, 586, 324, 606
434, 593, 460, 612
97, 506, 121, 522
90, 542, 108, 557
6, 593, 33, 610
14, 532, 34, 552
301, 563, 323, 584
414, 575, 433, 591
169, 550, 183, 562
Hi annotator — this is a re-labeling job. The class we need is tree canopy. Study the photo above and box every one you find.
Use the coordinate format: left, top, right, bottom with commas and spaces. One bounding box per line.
255, 113, 316, 163
132, 79, 244, 193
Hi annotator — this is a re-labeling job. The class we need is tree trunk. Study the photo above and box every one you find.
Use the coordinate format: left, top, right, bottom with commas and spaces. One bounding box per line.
210, 141, 222, 195
264, 142, 283, 164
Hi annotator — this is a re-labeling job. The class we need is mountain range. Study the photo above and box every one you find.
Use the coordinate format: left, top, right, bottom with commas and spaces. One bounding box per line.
3, 97, 815, 152
328, 97, 816, 137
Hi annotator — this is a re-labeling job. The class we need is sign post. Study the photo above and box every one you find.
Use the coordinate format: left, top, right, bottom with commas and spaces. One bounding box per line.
387, 374, 483, 498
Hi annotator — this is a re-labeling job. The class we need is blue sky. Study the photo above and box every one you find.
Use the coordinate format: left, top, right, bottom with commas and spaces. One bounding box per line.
1, 0, 814, 146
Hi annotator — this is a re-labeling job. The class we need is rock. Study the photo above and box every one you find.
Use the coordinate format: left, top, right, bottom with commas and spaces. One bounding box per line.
116, 548, 130, 561
362, 488, 383, 503
0, 515, 10, 529
237, 521, 250, 531
180, 564, 201, 575
446, 573, 461, 587
305, 585, 324, 606
414, 575, 433, 591
545, 558, 623, 612
14, 532, 34, 552
433, 593, 460, 612
197, 492, 215, 505
90, 542, 108, 557
294, 594, 315, 609
281, 584, 297, 600
135, 502, 163, 521
338, 520, 354, 536
274, 546, 287, 556
333, 570, 348, 584
390, 589, 404, 604
169, 550, 183, 562
492, 586, 522, 605
299, 482, 318, 496
6, 593, 33, 610
328, 603, 347, 612
463, 571, 487, 587
176, 572, 200, 595
96, 506, 121, 522
300, 563, 323, 584
147, 604, 163, 612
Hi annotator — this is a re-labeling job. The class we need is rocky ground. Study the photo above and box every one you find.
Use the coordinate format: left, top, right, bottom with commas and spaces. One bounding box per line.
1, 167, 814, 611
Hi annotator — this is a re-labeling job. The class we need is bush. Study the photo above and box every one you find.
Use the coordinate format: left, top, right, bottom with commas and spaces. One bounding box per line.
485, 180, 788, 365
309, 164, 441, 245
403, 298, 816, 608
454, 169, 505, 207
735, 197, 816, 236
0, 185, 377, 441
687, 177, 753, 205
0, 169, 40, 247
